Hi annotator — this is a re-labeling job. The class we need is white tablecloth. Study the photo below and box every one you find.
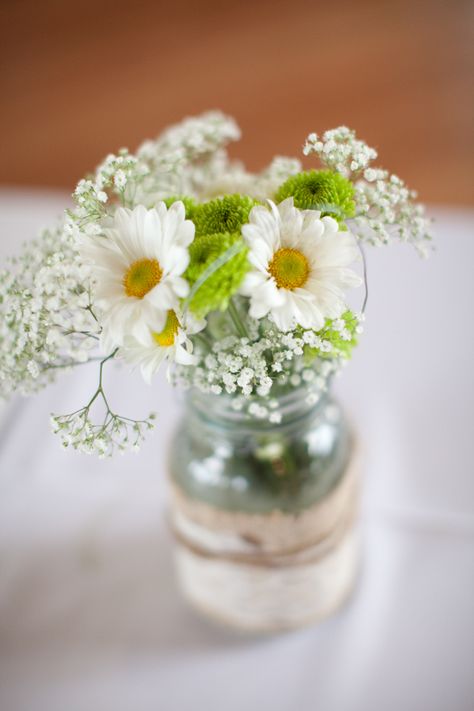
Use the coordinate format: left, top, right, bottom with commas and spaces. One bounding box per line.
0, 191, 473, 711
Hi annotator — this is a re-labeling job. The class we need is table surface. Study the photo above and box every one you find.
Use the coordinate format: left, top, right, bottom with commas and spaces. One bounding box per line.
0, 191, 473, 711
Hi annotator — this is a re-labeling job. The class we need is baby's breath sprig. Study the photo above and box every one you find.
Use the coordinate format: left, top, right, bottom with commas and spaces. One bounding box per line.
69, 149, 149, 232
0, 223, 99, 398
135, 111, 242, 201
138, 111, 240, 169
301, 311, 362, 363
172, 310, 364, 423
0, 112, 431, 456
303, 127, 433, 254
351, 171, 433, 256
51, 349, 155, 457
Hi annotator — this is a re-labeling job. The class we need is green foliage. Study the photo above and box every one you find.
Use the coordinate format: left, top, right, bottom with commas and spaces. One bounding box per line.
185, 232, 249, 317
304, 311, 359, 362
274, 170, 355, 223
192, 194, 257, 237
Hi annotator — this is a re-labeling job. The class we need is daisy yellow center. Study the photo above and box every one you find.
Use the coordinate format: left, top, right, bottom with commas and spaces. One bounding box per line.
123, 258, 162, 298
268, 248, 310, 290
152, 310, 179, 347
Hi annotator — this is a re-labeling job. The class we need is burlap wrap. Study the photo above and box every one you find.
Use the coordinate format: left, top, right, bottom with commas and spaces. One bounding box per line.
169, 440, 361, 631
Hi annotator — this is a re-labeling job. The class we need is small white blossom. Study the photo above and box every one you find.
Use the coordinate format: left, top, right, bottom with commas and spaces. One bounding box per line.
0, 223, 99, 398
303, 126, 432, 253
1, 112, 429, 454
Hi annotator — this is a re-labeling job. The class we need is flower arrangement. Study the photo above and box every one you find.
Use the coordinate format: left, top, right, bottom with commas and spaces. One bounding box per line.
0, 111, 432, 457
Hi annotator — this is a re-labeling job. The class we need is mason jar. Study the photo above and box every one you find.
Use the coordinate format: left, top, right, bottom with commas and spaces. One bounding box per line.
168, 384, 360, 632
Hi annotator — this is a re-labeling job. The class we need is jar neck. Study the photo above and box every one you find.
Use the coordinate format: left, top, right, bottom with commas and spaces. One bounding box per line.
184, 385, 331, 437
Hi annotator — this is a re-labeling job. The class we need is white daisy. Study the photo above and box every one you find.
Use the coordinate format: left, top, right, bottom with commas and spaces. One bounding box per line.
120, 310, 205, 383
240, 198, 362, 332
81, 202, 194, 347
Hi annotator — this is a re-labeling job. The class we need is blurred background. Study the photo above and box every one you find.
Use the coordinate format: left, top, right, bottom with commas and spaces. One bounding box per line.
1, 2, 474, 710
0, 0, 473, 204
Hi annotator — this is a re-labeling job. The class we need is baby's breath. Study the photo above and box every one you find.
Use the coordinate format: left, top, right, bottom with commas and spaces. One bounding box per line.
135, 111, 241, 201
172, 312, 363, 422
0, 223, 98, 397
1, 112, 431, 456
303, 127, 433, 253
51, 351, 155, 457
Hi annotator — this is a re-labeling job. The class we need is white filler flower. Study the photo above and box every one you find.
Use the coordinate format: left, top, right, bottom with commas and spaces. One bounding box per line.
241, 198, 362, 331
121, 311, 204, 383
82, 202, 194, 346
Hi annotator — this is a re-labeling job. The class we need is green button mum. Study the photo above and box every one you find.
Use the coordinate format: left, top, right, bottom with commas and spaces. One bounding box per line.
192, 194, 257, 237
274, 170, 355, 224
185, 232, 249, 317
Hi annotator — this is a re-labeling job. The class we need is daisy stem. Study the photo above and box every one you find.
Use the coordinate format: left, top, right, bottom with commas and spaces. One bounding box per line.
228, 299, 249, 339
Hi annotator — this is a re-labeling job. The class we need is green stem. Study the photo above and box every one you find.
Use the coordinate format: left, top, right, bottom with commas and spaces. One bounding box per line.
192, 332, 212, 352
228, 299, 248, 339
43, 356, 103, 372
85, 304, 99, 323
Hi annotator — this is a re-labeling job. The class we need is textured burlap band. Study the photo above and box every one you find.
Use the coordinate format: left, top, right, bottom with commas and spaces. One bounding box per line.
169, 440, 361, 632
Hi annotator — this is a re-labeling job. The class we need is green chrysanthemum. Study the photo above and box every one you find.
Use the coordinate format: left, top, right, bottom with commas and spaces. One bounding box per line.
192, 195, 257, 237
185, 232, 249, 317
274, 170, 355, 223
162, 195, 197, 218
304, 311, 359, 362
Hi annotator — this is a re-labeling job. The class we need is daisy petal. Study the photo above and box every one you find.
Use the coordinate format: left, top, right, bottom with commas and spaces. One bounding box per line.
242, 199, 362, 330
79, 205, 193, 347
